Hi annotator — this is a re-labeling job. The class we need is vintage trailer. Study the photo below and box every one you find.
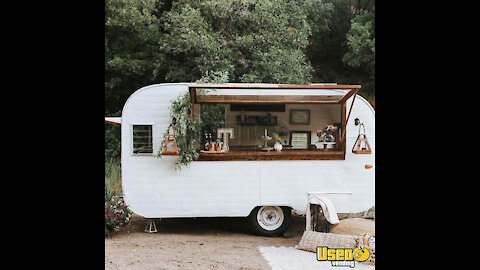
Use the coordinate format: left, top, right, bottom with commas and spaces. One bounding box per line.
107, 83, 375, 236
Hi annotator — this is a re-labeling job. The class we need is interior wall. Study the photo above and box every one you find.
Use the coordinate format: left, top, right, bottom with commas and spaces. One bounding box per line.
224, 104, 341, 146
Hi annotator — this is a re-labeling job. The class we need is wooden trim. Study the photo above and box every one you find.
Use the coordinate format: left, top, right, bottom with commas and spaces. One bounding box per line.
189, 88, 197, 104
338, 88, 359, 103
352, 151, 372, 155
195, 95, 342, 104
345, 92, 357, 127
197, 150, 345, 161
341, 102, 346, 154
196, 100, 341, 104
190, 85, 361, 104
191, 84, 361, 90
191, 104, 200, 120
340, 92, 357, 145
105, 120, 120, 125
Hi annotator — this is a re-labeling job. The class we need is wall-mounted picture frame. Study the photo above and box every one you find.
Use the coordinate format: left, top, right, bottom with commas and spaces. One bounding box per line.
289, 131, 311, 150
290, 109, 310, 125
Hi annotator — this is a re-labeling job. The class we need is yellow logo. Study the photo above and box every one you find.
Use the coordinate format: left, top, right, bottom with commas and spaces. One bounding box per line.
353, 247, 370, 261
317, 246, 370, 268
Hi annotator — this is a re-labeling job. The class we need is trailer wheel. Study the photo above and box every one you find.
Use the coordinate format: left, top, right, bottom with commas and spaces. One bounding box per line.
249, 206, 291, 236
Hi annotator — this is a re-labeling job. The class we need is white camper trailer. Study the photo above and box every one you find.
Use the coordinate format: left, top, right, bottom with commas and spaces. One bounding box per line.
106, 83, 375, 236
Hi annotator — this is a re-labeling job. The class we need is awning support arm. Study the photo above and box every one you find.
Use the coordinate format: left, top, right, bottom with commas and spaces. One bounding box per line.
189, 88, 197, 104
341, 91, 358, 142
338, 88, 358, 104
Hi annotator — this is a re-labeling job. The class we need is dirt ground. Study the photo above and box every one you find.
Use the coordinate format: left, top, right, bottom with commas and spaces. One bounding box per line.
105, 213, 374, 270
105, 213, 306, 270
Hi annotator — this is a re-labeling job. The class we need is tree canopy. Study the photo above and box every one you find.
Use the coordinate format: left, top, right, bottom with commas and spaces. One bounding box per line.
105, 0, 375, 160
105, 0, 375, 114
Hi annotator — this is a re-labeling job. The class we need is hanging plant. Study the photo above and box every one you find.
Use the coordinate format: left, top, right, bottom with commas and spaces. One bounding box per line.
158, 71, 229, 169
157, 92, 203, 169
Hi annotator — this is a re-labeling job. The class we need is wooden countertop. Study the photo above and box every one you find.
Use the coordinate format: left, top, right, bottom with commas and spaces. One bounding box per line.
197, 149, 345, 161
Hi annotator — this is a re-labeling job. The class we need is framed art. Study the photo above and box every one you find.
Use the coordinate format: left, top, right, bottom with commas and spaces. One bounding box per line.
289, 131, 311, 150
290, 109, 310, 125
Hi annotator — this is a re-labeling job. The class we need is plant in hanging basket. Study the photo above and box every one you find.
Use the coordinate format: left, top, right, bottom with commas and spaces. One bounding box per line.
157, 92, 203, 169
157, 71, 229, 169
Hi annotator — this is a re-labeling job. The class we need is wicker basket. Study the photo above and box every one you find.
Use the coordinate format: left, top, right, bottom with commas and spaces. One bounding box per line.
296, 231, 358, 253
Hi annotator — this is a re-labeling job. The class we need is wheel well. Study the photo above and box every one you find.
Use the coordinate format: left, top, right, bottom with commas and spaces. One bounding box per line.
248, 205, 293, 216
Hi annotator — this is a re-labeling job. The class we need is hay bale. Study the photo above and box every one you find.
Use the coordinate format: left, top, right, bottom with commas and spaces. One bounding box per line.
329, 218, 375, 236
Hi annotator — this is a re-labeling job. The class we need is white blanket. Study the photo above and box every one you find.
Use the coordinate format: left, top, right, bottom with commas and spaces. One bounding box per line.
305, 195, 340, 230
258, 246, 374, 270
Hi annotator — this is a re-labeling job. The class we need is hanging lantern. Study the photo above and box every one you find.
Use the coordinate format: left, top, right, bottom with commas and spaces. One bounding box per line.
161, 125, 179, 155
352, 123, 372, 154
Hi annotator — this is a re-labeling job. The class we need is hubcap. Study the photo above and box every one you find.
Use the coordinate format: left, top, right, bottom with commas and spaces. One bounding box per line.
257, 206, 284, 231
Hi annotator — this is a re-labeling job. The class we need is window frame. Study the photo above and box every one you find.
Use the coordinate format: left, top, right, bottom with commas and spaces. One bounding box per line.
189, 84, 359, 161
131, 123, 154, 156
196, 103, 346, 161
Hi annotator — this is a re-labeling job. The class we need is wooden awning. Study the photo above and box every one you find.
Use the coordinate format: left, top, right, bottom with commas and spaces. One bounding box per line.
189, 84, 360, 104
105, 117, 121, 125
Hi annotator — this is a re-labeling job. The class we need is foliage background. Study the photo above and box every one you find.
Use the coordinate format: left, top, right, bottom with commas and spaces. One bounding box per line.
105, 0, 375, 161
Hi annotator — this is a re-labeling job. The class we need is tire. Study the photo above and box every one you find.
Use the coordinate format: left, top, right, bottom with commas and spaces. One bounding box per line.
249, 206, 291, 236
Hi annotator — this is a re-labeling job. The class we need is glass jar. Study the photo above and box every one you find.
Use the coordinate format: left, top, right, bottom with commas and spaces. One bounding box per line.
325, 133, 335, 142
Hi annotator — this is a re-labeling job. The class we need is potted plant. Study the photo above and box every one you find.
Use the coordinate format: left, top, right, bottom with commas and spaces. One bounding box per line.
316, 125, 338, 150
272, 132, 285, 151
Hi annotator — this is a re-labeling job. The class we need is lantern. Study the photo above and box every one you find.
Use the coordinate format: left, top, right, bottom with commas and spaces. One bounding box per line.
161, 125, 179, 155
352, 123, 372, 154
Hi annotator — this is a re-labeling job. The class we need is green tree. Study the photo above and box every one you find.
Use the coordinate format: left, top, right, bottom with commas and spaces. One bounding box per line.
105, 123, 121, 161
302, 0, 374, 103
305, 0, 351, 82
104, 0, 377, 160
105, 0, 164, 160
105, 0, 162, 115
343, 10, 375, 79
158, 0, 320, 84
342, 2, 375, 102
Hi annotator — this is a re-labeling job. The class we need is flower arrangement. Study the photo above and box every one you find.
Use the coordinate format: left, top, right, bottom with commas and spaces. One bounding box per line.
317, 124, 338, 142
272, 132, 286, 145
105, 195, 133, 236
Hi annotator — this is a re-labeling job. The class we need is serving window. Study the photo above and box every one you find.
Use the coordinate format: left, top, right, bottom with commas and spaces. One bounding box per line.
190, 84, 359, 161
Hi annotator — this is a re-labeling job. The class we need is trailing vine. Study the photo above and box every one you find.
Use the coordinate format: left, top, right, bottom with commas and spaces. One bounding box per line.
158, 70, 229, 169
157, 91, 203, 170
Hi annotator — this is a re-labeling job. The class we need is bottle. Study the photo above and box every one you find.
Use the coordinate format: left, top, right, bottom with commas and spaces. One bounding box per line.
204, 134, 209, 151
209, 134, 214, 152
216, 139, 222, 152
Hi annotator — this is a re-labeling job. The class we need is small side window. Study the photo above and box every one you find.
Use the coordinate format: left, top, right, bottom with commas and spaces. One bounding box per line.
132, 125, 153, 154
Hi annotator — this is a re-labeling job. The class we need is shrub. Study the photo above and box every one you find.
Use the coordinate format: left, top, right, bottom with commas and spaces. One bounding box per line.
105, 123, 121, 162
105, 195, 133, 236
105, 159, 122, 196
